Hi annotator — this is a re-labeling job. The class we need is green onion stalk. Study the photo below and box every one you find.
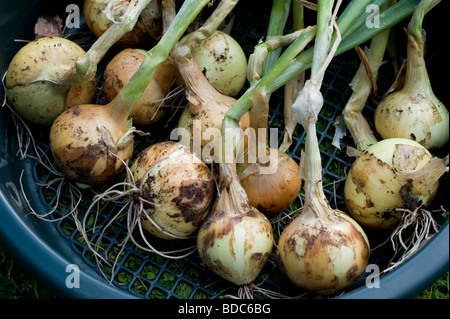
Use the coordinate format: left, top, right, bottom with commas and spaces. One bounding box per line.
222, 0, 421, 155
280, 0, 305, 153
49, 0, 211, 188
339, 1, 395, 152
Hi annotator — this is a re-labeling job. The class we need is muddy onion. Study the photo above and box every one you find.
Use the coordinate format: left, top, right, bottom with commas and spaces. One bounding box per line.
49, 101, 134, 187
130, 141, 216, 239
189, 30, 248, 97
276, 188, 370, 295
83, 0, 163, 47
344, 138, 445, 230
6, 37, 97, 126
103, 48, 178, 126
374, 0, 448, 150
197, 163, 274, 286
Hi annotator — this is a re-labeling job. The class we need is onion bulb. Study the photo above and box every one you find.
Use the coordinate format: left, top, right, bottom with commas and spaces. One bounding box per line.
344, 138, 447, 230
49, 99, 135, 187
197, 163, 274, 288
236, 88, 302, 216
276, 183, 370, 295
374, 0, 448, 150
5, 37, 97, 126
83, 0, 163, 47
189, 30, 248, 97
172, 43, 249, 159
103, 48, 178, 126
130, 141, 216, 239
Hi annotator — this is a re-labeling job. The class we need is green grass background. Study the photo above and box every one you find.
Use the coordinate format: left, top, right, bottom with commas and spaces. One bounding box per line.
1, 244, 448, 299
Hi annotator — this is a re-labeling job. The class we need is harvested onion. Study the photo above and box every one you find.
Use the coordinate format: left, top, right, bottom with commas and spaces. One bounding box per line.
236, 88, 301, 216
197, 163, 274, 291
344, 138, 447, 230
130, 141, 215, 239
6, 37, 97, 126
374, 0, 448, 150
103, 48, 178, 126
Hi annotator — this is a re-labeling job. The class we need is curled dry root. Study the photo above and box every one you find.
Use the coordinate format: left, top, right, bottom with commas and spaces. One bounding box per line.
375, 205, 447, 275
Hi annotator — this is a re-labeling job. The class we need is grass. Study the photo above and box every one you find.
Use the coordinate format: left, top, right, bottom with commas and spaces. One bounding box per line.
1, 244, 448, 299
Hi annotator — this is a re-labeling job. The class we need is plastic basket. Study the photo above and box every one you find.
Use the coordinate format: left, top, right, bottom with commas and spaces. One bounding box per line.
0, 0, 448, 299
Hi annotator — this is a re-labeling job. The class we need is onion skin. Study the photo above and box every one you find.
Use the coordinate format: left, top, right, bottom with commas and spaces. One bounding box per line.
197, 164, 274, 286
344, 138, 438, 230
276, 208, 370, 295
49, 104, 133, 186
83, 0, 162, 47
237, 148, 302, 215
6, 37, 96, 126
131, 141, 216, 239
190, 31, 247, 97
103, 48, 177, 126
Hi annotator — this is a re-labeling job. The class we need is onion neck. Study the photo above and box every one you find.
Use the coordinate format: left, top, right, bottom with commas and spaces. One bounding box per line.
108, 0, 210, 121
72, 0, 152, 85
171, 44, 230, 107
401, 32, 430, 95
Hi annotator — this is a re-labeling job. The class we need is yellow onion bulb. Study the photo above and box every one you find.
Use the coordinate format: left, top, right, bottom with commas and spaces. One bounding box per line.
197, 164, 274, 286
103, 48, 177, 126
344, 138, 442, 230
189, 31, 247, 97
237, 148, 302, 216
374, 33, 449, 150
130, 141, 216, 239
6, 37, 97, 126
276, 204, 370, 295
49, 104, 133, 187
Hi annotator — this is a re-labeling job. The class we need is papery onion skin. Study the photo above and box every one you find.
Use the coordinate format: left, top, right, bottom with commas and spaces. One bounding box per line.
276, 208, 370, 295
237, 148, 302, 215
131, 141, 216, 239
344, 138, 438, 230
197, 202, 274, 286
49, 104, 133, 186
6, 37, 97, 126
190, 31, 247, 97
103, 48, 177, 126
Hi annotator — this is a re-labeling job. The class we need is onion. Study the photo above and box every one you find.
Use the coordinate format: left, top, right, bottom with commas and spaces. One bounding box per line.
189, 30, 247, 97
49, 0, 212, 186
130, 141, 216, 239
5, 37, 97, 126
277, 0, 369, 295
374, 0, 448, 150
83, 0, 163, 47
236, 88, 302, 216
102, 48, 178, 126
172, 43, 250, 160
276, 182, 370, 294
196, 163, 274, 292
344, 138, 447, 230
